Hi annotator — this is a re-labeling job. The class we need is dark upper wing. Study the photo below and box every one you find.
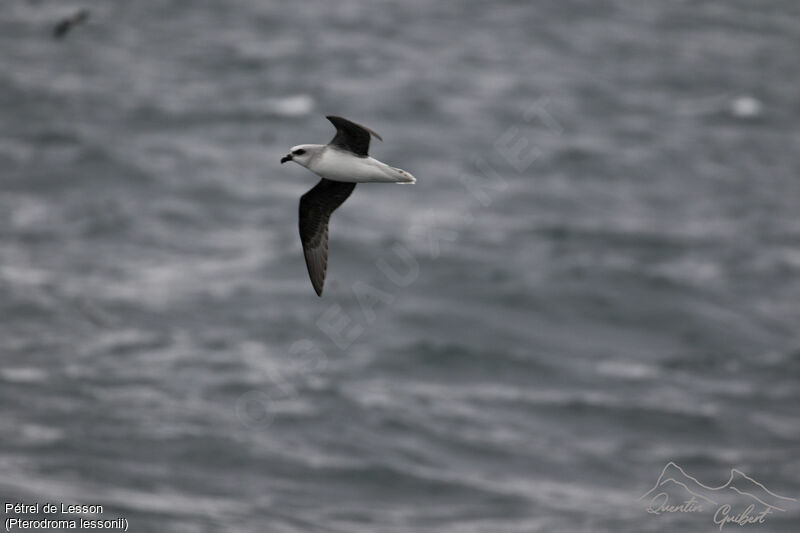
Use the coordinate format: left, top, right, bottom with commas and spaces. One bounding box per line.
53, 9, 90, 39
298, 179, 357, 296
326, 115, 383, 157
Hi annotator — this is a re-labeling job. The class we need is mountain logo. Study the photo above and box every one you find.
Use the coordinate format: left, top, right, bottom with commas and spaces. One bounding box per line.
639, 462, 797, 530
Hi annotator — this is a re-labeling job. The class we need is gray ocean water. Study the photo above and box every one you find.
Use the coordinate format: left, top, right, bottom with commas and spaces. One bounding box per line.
2, 1, 799, 532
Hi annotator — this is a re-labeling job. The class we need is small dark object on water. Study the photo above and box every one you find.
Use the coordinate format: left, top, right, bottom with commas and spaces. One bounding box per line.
53, 9, 90, 39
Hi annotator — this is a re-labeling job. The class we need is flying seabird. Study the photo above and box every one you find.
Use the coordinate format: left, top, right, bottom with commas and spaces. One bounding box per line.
281, 115, 415, 296
53, 9, 90, 39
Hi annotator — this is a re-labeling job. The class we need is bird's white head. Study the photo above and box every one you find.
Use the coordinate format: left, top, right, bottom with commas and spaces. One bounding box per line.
280, 144, 319, 168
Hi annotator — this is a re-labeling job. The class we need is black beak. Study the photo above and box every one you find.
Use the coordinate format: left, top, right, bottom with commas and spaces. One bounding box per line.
280, 155, 292, 164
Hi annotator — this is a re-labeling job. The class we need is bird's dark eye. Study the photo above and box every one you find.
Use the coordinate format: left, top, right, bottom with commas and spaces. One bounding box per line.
292, 149, 306, 156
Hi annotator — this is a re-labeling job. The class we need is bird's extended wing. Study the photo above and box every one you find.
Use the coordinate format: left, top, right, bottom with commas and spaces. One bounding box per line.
53, 9, 89, 39
326, 115, 382, 157
299, 179, 357, 296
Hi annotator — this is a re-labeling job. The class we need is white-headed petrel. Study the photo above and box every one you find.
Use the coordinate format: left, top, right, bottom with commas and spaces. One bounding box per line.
281, 116, 415, 296
53, 9, 90, 39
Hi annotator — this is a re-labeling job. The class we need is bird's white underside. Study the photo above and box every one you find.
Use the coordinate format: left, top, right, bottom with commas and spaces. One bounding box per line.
310, 147, 415, 184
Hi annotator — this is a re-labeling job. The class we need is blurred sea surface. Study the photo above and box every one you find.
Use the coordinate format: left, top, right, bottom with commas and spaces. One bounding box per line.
1, 1, 799, 531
